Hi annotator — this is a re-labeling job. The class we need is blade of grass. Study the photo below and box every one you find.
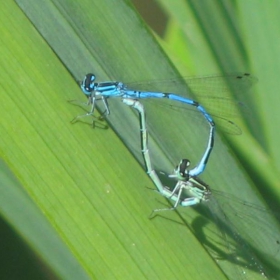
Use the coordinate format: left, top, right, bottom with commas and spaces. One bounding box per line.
6, 0, 280, 279
1, 1, 225, 279
0, 159, 90, 279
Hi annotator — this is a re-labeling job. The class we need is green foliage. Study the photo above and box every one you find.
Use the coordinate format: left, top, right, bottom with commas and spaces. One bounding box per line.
0, 0, 279, 279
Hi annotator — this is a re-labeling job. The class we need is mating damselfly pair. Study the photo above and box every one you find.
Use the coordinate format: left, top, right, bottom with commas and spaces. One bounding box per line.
70, 73, 280, 279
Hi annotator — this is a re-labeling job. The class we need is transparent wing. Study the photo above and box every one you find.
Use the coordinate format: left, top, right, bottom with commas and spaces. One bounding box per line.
198, 189, 280, 279
125, 73, 257, 135
150, 174, 280, 279
126, 73, 257, 98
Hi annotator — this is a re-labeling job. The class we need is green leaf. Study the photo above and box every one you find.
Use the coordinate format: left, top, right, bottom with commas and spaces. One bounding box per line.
0, 0, 279, 279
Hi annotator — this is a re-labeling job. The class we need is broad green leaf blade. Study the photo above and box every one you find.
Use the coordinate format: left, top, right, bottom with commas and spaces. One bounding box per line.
6, 0, 280, 279
0, 160, 90, 280
1, 1, 224, 279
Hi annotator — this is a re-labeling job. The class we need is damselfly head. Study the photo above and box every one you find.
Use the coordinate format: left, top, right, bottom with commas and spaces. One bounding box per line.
80, 73, 96, 95
171, 159, 190, 180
